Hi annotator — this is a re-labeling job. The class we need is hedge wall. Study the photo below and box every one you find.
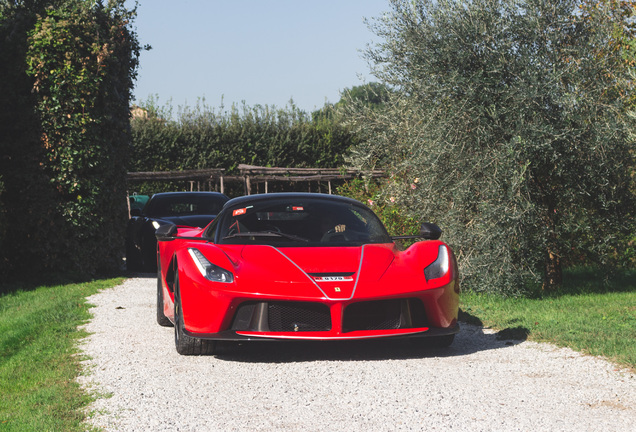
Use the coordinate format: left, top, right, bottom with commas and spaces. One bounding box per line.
129, 100, 358, 194
0, 0, 140, 281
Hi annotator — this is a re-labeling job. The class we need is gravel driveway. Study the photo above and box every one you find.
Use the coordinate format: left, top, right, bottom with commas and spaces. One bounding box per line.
79, 277, 635, 431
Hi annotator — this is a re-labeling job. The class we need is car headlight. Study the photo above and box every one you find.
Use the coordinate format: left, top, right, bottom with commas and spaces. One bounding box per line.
188, 248, 234, 283
424, 245, 449, 281
152, 221, 161, 230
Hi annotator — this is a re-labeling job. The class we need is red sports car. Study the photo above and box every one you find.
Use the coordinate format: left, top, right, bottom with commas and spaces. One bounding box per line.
156, 193, 459, 355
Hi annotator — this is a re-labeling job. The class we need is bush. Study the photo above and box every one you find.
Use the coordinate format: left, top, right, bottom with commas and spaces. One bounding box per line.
130, 99, 358, 178
337, 179, 420, 239
0, 1, 140, 279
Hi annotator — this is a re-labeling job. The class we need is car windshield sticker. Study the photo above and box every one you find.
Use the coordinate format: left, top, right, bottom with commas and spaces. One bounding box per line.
232, 206, 253, 217
285, 205, 305, 212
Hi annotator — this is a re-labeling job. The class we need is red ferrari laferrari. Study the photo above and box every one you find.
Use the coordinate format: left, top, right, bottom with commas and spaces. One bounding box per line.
155, 193, 460, 355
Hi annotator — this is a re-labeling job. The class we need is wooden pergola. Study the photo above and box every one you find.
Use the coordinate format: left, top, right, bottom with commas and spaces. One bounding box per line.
127, 164, 385, 195
127, 168, 227, 192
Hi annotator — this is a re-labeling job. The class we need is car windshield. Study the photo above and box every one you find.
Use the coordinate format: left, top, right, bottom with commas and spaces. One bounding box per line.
145, 194, 226, 218
215, 197, 391, 246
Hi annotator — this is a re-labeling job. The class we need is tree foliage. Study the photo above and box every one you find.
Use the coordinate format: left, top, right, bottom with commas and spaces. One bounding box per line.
578, 0, 636, 110
335, 82, 393, 110
336, 178, 420, 243
0, 0, 140, 279
346, 0, 635, 295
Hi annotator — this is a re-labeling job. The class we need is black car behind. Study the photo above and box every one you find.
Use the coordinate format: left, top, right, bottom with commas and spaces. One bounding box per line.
126, 192, 229, 272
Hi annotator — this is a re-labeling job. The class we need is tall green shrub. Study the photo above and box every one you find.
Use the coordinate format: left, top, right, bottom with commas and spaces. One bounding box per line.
0, 0, 140, 279
0, 177, 5, 253
130, 99, 358, 180
1, 0, 66, 279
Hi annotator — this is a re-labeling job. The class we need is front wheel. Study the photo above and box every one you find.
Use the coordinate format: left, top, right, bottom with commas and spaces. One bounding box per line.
141, 236, 158, 273
173, 272, 217, 355
126, 238, 142, 272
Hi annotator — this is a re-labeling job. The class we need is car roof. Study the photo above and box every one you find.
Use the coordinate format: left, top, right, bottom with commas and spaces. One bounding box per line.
151, 191, 228, 197
221, 192, 365, 209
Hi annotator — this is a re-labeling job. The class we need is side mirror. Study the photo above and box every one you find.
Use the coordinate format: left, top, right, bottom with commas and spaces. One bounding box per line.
155, 223, 178, 241
420, 223, 442, 240
130, 208, 142, 217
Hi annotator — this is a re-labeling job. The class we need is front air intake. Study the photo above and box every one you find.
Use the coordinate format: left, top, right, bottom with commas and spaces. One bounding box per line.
268, 301, 331, 332
342, 298, 428, 332
231, 301, 331, 332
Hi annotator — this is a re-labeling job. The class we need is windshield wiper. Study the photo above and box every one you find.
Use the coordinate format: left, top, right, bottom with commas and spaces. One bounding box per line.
222, 231, 309, 242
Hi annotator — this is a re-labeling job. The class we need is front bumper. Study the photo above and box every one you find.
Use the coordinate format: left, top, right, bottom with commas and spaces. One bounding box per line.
183, 296, 459, 342
185, 323, 460, 341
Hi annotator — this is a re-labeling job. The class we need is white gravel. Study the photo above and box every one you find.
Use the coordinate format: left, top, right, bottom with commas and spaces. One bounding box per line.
78, 277, 636, 431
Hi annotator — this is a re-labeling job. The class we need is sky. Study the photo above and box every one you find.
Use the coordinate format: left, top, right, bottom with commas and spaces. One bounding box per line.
130, 0, 390, 113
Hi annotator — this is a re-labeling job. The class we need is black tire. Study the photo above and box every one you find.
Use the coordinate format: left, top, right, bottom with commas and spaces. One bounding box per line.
156, 269, 173, 327
173, 272, 217, 355
141, 236, 158, 273
125, 238, 142, 272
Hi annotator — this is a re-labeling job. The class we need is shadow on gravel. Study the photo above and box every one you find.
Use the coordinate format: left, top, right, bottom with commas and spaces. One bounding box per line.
125, 271, 156, 279
213, 321, 523, 363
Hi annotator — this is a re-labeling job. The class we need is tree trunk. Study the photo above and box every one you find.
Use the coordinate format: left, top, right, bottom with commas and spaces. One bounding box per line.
543, 248, 562, 292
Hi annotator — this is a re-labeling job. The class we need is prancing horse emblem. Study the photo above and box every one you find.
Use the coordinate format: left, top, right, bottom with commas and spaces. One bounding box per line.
334, 287, 341, 292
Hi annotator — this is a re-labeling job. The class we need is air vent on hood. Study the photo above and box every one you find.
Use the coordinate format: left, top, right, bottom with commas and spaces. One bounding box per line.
308, 272, 355, 277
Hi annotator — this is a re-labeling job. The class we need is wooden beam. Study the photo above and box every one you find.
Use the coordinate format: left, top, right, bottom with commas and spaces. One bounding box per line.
126, 166, 385, 195
127, 168, 225, 181
237, 164, 384, 177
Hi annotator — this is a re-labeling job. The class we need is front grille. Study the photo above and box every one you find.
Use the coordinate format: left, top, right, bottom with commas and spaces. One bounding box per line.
230, 301, 331, 332
231, 299, 427, 333
343, 298, 428, 332
268, 302, 331, 332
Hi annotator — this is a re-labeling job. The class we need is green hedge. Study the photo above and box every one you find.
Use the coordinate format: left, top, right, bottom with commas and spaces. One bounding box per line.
0, 1, 140, 281
130, 100, 358, 187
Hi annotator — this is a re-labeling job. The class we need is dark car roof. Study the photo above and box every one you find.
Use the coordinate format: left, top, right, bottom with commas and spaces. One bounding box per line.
151, 191, 228, 198
145, 191, 229, 218
221, 193, 366, 209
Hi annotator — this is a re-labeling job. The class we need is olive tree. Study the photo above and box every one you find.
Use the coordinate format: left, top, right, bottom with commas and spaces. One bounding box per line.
346, 0, 635, 295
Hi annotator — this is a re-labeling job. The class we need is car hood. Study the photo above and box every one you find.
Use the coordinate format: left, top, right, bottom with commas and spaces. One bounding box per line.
155, 214, 216, 228
221, 244, 397, 300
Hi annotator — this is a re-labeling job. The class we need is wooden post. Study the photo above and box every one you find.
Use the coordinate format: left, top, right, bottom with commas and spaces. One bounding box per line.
328, 181, 332, 194
220, 176, 224, 194
265, 181, 268, 194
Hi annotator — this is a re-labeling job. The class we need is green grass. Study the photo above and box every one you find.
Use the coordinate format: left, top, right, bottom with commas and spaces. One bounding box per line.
0, 278, 124, 432
460, 268, 636, 370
